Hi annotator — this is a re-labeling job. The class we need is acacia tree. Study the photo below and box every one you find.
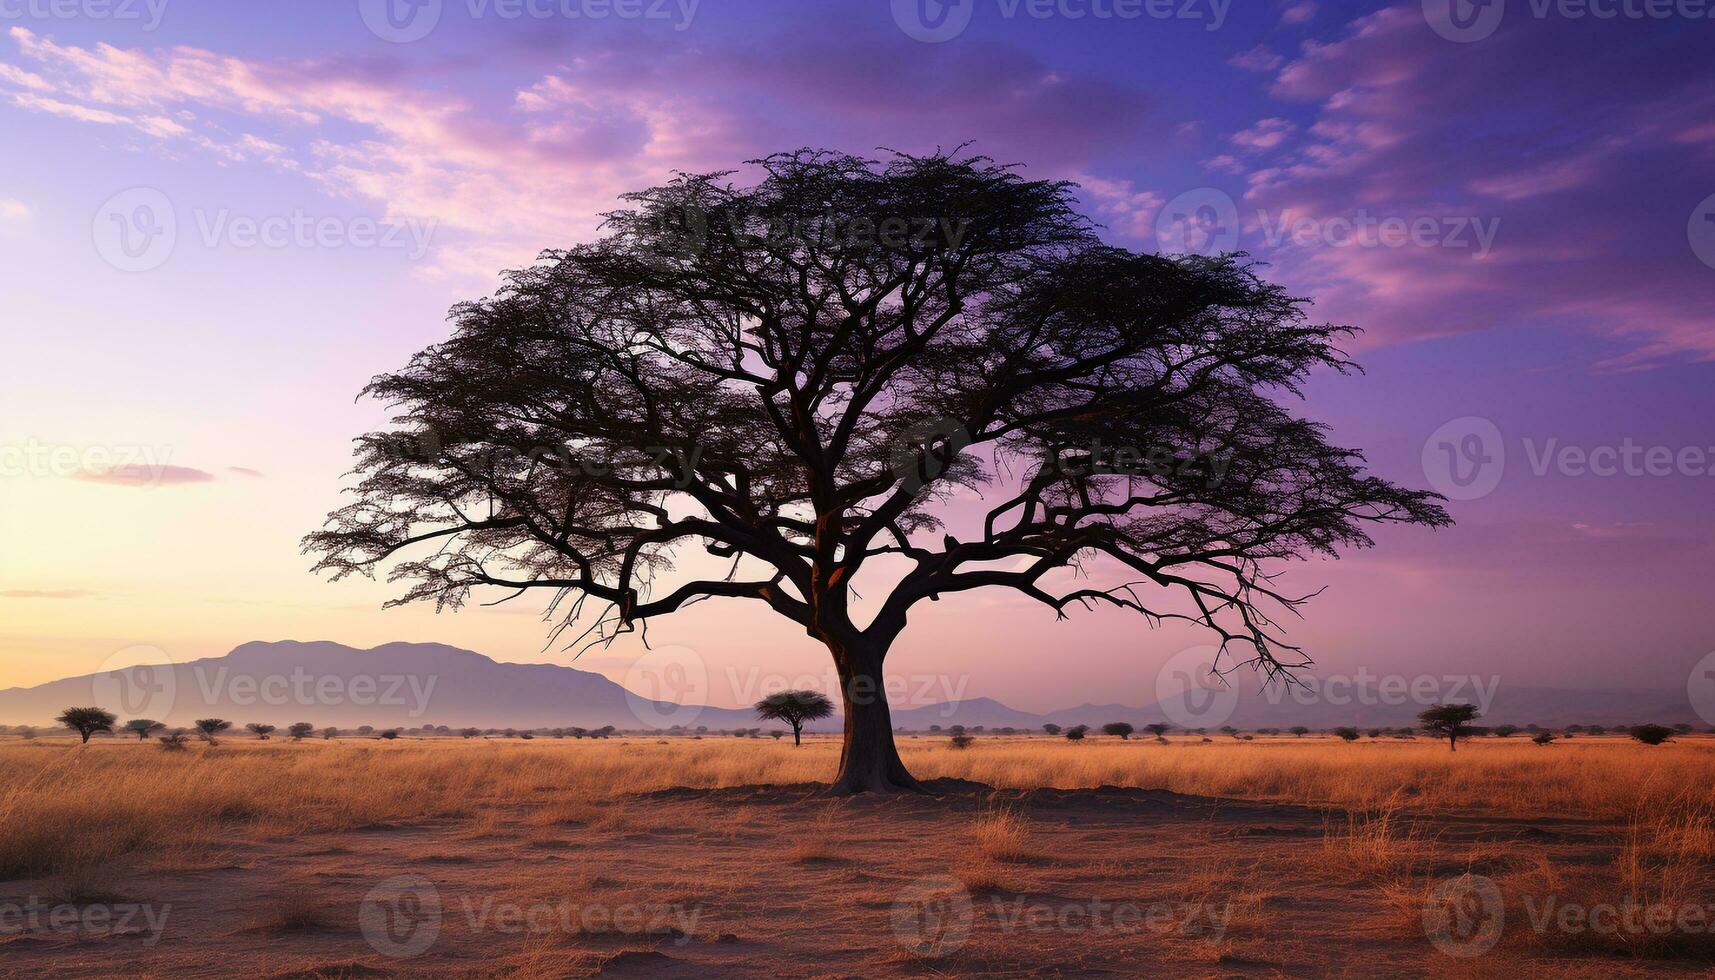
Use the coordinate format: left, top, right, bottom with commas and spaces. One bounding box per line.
125, 719, 166, 741
1418, 703, 1480, 752
194, 718, 231, 744
755, 690, 836, 746
58, 707, 116, 744
305, 149, 1448, 794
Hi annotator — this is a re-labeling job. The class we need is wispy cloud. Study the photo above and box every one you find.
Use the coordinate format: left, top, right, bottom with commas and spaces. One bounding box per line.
0, 589, 96, 599
72, 464, 216, 487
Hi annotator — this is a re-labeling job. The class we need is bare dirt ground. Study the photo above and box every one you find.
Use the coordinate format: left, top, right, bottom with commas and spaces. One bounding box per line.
2, 738, 1713, 977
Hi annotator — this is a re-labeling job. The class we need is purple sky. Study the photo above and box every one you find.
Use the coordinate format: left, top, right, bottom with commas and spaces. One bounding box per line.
1, 0, 1712, 709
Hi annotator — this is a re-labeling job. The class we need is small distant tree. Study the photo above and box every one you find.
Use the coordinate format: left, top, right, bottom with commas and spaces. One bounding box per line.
770, 730, 786, 740
356, 725, 375, 735
1587, 725, 1607, 736
753, 690, 836, 747
1629, 724, 1674, 746
461, 727, 481, 739
18, 726, 36, 741
1065, 725, 1088, 742
288, 722, 315, 741
1220, 726, 1238, 738
1673, 723, 1693, 734
57, 707, 117, 744
1531, 732, 1556, 746
1365, 728, 1382, 739
380, 729, 399, 740
1333, 726, 1360, 742
1103, 722, 1135, 740
1042, 723, 1062, 736
1492, 724, 1519, 738
949, 734, 974, 749
322, 727, 340, 739
949, 725, 967, 737
1289, 726, 1309, 737
124, 719, 165, 741
1144, 723, 1171, 740
245, 723, 276, 740
194, 719, 231, 744
1418, 704, 1480, 752
1258, 728, 1280, 736
158, 733, 190, 751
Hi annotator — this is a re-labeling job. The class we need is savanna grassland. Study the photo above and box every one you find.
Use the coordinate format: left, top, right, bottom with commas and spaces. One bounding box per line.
2, 735, 1713, 977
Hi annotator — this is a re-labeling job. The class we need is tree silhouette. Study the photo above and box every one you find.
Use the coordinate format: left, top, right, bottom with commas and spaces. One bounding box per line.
305, 149, 1449, 793
1418, 704, 1480, 752
1041, 723, 1061, 736
288, 722, 316, 741
58, 707, 116, 744
1101, 721, 1134, 740
1333, 726, 1359, 742
125, 719, 165, 741
1065, 725, 1088, 742
1629, 724, 1673, 746
246, 723, 276, 740
194, 718, 231, 744
1144, 723, 1171, 740
754, 690, 835, 746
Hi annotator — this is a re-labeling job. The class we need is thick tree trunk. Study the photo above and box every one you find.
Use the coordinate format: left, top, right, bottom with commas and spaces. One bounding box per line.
828, 647, 924, 794
792, 724, 802, 747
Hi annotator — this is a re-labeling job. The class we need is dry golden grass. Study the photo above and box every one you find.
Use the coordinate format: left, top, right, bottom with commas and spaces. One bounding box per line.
0, 735, 1710, 883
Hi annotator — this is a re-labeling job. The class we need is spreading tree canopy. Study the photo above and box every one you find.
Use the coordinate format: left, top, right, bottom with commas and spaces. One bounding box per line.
306, 148, 1449, 793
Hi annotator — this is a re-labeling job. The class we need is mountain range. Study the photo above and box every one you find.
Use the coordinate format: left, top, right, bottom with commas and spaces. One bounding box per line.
0, 640, 1701, 731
